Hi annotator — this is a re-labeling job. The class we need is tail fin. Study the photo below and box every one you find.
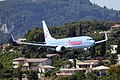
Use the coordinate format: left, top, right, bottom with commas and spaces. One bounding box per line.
42, 20, 55, 43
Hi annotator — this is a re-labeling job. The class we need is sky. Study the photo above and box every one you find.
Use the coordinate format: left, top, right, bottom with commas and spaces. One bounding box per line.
0, 0, 4, 1
90, 0, 120, 10
0, 0, 120, 10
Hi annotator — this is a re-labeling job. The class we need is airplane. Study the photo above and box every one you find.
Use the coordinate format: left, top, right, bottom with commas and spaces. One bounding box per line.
11, 20, 108, 52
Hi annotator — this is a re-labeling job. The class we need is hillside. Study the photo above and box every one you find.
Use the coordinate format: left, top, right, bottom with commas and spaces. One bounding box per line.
0, 0, 120, 43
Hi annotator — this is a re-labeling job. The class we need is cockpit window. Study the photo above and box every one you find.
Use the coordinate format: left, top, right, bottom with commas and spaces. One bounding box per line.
87, 39, 93, 40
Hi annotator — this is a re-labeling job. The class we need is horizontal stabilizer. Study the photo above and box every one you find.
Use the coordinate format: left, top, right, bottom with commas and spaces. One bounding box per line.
11, 35, 18, 42
11, 35, 56, 46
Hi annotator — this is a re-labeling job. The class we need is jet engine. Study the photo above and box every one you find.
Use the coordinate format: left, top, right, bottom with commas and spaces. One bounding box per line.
56, 45, 65, 52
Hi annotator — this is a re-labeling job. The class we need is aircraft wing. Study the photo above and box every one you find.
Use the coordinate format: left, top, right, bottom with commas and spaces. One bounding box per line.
11, 35, 56, 47
95, 32, 108, 44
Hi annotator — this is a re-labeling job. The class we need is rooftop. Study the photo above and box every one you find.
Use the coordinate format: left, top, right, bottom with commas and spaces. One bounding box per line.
39, 65, 55, 69
92, 66, 109, 70
27, 58, 48, 62
13, 57, 26, 61
77, 60, 99, 65
46, 54, 58, 57
111, 24, 120, 28
13, 57, 49, 62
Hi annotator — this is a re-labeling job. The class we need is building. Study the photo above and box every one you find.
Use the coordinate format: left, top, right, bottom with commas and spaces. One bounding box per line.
17, 38, 26, 43
13, 57, 53, 70
39, 65, 55, 73
99, 31, 110, 34
46, 54, 59, 59
56, 68, 87, 77
13, 57, 55, 79
56, 60, 99, 77
2, 44, 10, 51
76, 60, 99, 69
92, 66, 109, 77
111, 45, 118, 53
117, 54, 120, 64
110, 24, 120, 30
56, 59, 110, 77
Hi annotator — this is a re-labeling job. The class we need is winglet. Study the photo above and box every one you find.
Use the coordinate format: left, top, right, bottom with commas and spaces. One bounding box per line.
11, 35, 18, 43
105, 32, 108, 41
95, 32, 108, 44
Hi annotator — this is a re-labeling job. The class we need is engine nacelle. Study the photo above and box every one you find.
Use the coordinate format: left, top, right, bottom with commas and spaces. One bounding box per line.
56, 45, 65, 52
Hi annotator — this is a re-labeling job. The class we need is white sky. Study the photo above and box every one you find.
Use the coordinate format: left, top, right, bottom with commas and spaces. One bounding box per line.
90, 0, 120, 10
0, 0, 4, 1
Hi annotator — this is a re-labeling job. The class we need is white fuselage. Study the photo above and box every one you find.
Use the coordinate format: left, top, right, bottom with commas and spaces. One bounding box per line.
47, 36, 95, 49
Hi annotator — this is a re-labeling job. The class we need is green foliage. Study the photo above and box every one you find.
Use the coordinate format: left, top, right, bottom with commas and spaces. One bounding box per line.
109, 54, 118, 64
53, 59, 64, 68
0, 52, 22, 68
76, 71, 86, 80
68, 26, 76, 37
117, 38, 120, 54
45, 70, 53, 77
57, 71, 86, 80
0, 0, 120, 43
26, 70, 38, 80
86, 71, 98, 80
25, 27, 45, 42
100, 36, 106, 56
107, 65, 120, 80
0, 51, 22, 79
90, 46, 96, 58
0, 10, 120, 79
79, 23, 82, 36
13, 68, 22, 80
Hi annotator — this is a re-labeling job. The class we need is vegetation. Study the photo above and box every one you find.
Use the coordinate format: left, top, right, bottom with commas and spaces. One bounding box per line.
57, 71, 98, 80
0, 0, 120, 43
26, 70, 38, 80
0, 51, 22, 79
0, 19, 120, 79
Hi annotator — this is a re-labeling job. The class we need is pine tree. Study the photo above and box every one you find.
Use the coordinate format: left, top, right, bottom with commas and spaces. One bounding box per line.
117, 38, 120, 54
68, 26, 76, 37
90, 46, 96, 58
100, 35, 106, 56
79, 23, 82, 36
71, 26, 76, 37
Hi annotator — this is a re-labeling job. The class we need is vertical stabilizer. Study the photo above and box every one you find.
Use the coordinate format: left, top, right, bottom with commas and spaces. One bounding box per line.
42, 20, 55, 43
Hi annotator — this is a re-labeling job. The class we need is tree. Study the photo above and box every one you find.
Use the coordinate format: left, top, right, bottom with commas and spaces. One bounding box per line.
107, 65, 120, 80
86, 71, 98, 80
76, 71, 86, 80
27, 70, 38, 80
68, 26, 76, 37
90, 46, 96, 58
100, 35, 106, 56
73, 59, 76, 68
25, 27, 45, 42
79, 23, 82, 36
7, 37, 18, 47
117, 38, 120, 54
109, 54, 117, 64
69, 74, 77, 80
13, 68, 22, 80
